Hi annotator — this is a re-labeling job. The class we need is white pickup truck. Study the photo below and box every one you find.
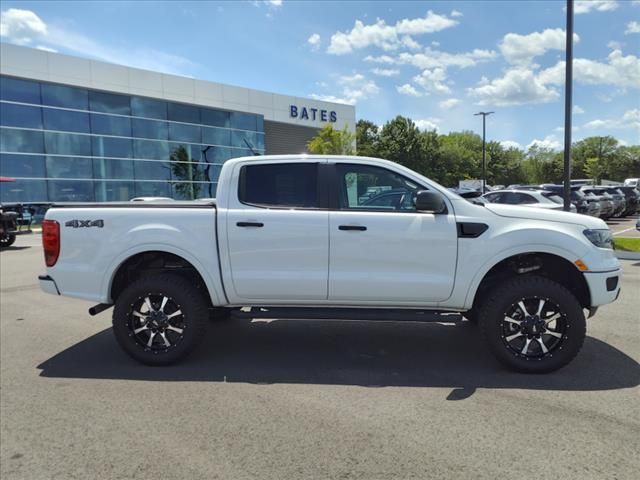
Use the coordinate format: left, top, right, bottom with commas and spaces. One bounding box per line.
39, 155, 621, 372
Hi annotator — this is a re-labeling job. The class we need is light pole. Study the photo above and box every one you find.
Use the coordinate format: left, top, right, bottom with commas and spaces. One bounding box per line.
474, 111, 494, 192
562, 0, 574, 211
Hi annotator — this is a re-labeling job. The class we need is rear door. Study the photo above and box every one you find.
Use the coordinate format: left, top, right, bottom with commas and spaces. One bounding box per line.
327, 162, 458, 304
224, 161, 329, 301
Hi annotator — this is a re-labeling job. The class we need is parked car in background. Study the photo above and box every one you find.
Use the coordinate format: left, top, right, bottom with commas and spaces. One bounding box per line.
529, 185, 598, 216
483, 189, 577, 213
580, 187, 615, 219
581, 192, 602, 218
617, 186, 640, 215
624, 178, 638, 188
597, 187, 627, 217
448, 187, 487, 205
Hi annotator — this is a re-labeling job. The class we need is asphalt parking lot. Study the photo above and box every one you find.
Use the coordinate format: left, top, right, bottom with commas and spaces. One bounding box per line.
1, 235, 639, 480
607, 213, 640, 238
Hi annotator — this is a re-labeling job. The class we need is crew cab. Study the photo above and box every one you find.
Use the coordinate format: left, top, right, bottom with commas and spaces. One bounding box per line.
39, 155, 621, 373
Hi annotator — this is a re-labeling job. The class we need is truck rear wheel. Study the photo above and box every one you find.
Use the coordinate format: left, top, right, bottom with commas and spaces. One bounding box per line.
112, 274, 208, 365
478, 276, 586, 373
0, 233, 16, 248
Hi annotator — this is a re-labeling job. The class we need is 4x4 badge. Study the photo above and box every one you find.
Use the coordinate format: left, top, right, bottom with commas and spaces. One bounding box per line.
65, 219, 104, 228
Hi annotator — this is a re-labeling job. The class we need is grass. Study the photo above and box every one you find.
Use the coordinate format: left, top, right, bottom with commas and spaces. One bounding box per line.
613, 237, 640, 252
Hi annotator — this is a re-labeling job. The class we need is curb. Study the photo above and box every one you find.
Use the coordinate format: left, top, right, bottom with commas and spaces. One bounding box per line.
616, 251, 640, 261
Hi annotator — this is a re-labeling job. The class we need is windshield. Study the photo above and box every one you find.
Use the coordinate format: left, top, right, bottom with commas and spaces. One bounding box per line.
571, 190, 585, 200
540, 192, 563, 204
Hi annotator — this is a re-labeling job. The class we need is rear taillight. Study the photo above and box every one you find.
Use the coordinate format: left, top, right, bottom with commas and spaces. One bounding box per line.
42, 220, 60, 267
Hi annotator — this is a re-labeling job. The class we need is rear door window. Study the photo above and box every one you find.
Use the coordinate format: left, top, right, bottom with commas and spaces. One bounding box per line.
238, 163, 319, 208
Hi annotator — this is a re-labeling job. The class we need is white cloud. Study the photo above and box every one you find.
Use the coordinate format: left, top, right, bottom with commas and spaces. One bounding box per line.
413, 67, 451, 94
450, 10, 463, 17
370, 67, 400, 76
431, 40, 440, 47
583, 109, 640, 131
395, 10, 458, 35
415, 118, 441, 131
553, 125, 580, 133
396, 83, 422, 97
573, 105, 585, 114
537, 49, 640, 89
527, 135, 563, 151
401, 35, 421, 50
607, 40, 622, 50
500, 140, 522, 149
0, 8, 47, 45
499, 28, 579, 65
253, 0, 283, 7
439, 98, 461, 109
467, 68, 560, 106
0, 8, 196, 76
625, 21, 640, 34
311, 73, 379, 105
307, 33, 321, 50
397, 47, 497, 69
574, 0, 618, 14
363, 54, 396, 64
308, 94, 352, 105
327, 11, 458, 55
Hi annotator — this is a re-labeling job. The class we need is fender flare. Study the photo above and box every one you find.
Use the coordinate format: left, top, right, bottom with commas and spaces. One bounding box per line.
462, 243, 582, 309
100, 243, 225, 306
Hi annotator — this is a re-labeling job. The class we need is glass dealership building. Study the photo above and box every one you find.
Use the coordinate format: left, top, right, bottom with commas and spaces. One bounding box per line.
0, 44, 355, 203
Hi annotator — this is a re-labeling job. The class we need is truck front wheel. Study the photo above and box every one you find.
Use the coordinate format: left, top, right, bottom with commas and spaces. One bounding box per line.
112, 274, 208, 365
478, 276, 586, 373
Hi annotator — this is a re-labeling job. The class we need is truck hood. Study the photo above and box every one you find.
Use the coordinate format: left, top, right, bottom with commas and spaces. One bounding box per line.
485, 203, 607, 229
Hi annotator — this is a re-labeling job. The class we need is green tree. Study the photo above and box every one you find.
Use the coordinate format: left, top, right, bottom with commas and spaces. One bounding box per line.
522, 145, 557, 184
355, 119, 380, 157
306, 124, 355, 155
436, 131, 482, 186
486, 142, 527, 186
377, 116, 426, 174
571, 136, 619, 180
584, 157, 606, 184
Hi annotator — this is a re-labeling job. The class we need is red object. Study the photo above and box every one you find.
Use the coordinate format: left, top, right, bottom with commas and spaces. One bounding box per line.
0, 176, 16, 182
42, 220, 60, 267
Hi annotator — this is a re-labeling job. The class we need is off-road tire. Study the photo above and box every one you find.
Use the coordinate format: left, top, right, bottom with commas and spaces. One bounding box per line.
112, 274, 208, 365
478, 275, 586, 373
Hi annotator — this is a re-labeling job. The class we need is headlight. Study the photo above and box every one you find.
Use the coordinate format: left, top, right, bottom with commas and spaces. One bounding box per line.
583, 229, 613, 249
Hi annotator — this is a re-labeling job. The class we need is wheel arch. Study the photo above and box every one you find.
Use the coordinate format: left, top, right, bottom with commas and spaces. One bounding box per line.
104, 246, 224, 307
466, 248, 591, 311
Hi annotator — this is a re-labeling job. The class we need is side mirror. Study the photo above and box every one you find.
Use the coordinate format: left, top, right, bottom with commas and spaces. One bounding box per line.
415, 190, 446, 213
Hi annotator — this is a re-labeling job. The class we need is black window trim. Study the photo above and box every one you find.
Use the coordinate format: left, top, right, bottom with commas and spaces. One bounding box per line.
237, 162, 327, 211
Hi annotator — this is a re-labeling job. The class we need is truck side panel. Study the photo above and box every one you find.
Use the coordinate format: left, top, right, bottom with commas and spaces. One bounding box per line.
44, 207, 224, 306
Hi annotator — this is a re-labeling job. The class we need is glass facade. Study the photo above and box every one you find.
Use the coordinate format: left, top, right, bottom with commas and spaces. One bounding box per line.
0, 75, 265, 202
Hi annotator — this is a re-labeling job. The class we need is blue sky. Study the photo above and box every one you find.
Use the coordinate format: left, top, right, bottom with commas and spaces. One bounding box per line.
1, 0, 639, 149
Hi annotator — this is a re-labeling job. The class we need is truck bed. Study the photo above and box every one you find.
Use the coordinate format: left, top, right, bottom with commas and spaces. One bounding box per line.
48, 201, 216, 208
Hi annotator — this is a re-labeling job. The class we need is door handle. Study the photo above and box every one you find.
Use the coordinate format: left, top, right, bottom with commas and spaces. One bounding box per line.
338, 225, 367, 231
236, 222, 264, 228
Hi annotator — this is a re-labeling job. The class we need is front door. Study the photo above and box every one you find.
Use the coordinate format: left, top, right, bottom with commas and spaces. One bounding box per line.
328, 162, 458, 304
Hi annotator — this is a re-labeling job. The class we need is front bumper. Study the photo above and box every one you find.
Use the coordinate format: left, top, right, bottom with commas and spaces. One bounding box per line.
39, 274, 60, 296
583, 269, 621, 307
